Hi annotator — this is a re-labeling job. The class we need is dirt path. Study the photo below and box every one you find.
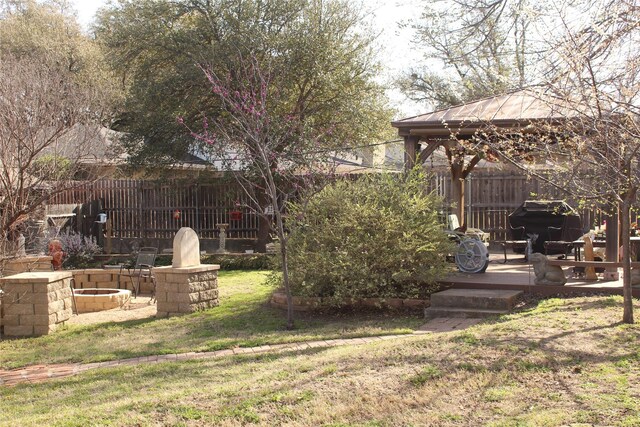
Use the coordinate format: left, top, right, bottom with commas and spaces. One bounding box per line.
65, 295, 157, 326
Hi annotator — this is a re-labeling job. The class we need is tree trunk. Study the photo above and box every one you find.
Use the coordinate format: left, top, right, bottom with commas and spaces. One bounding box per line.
255, 189, 270, 253
256, 215, 270, 253
621, 196, 635, 324
280, 235, 294, 330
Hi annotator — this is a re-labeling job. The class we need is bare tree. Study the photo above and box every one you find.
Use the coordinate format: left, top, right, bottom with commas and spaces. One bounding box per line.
0, 55, 106, 257
400, 0, 550, 108
185, 58, 337, 329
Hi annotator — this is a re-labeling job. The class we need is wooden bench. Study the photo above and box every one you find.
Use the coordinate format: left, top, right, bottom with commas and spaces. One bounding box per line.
546, 260, 640, 280
546, 260, 640, 268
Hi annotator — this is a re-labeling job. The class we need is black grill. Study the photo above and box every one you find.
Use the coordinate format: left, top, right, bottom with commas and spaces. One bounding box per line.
508, 200, 583, 254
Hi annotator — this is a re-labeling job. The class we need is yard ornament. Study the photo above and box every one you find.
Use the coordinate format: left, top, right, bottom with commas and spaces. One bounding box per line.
529, 253, 566, 286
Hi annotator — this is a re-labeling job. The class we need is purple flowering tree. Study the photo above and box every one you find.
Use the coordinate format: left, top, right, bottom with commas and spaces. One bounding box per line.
184, 58, 337, 329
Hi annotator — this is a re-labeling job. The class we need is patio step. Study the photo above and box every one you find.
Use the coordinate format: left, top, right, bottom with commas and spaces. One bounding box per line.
425, 288, 523, 319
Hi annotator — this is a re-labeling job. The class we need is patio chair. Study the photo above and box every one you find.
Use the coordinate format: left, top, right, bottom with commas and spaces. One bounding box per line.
119, 247, 158, 298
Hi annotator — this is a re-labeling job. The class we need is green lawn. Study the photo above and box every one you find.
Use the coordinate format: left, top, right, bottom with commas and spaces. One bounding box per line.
0, 270, 423, 369
1, 295, 638, 426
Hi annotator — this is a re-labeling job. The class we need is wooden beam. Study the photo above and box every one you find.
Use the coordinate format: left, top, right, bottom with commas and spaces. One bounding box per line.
462, 154, 482, 179
417, 141, 442, 165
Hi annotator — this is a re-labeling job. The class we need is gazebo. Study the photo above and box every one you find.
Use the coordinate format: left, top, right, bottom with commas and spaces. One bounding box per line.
390, 89, 620, 263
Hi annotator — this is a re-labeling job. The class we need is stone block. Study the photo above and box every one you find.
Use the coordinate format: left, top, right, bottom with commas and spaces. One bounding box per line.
153, 272, 167, 283
160, 282, 180, 293
171, 292, 191, 303
196, 272, 217, 282
89, 273, 111, 283
157, 302, 180, 313
33, 324, 56, 336
178, 303, 196, 313
6, 303, 34, 316
31, 314, 57, 326
73, 273, 90, 284
155, 291, 167, 303
57, 308, 73, 322
46, 279, 67, 292
46, 300, 65, 315
31, 291, 56, 304
199, 289, 219, 301
165, 273, 189, 284
4, 325, 34, 337
4, 283, 33, 294
1, 314, 19, 327
55, 288, 72, 300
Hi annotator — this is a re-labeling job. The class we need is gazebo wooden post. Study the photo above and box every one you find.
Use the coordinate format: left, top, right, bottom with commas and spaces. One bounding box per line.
403, 135, 421, 170
450, 156, 465, 223
605, 206, 620, 279
444, 141, 482, 226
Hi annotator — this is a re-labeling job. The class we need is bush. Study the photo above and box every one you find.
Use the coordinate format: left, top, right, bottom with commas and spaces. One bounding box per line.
284, 170, 453, 302
201, 254, 274, 270
56, 229, 102, 269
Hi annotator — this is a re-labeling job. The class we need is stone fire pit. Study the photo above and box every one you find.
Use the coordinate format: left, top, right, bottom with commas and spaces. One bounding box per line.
73, 288, 131, 313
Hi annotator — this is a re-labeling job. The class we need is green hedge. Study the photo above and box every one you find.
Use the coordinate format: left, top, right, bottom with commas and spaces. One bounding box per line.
201, 254, 274, 270
282, 170, 454, 303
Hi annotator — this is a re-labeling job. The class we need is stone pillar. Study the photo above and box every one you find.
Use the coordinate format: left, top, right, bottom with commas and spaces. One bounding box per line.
155, 227, 220, 317
0, 272, 73, 337
153, 265, 220, 317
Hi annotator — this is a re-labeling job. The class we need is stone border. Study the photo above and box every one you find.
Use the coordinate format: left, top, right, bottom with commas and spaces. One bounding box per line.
270, 291, 429, 312
73, 288, 132, 313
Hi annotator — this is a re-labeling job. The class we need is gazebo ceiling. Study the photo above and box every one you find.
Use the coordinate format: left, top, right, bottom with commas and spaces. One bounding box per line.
391, 88, 575, 138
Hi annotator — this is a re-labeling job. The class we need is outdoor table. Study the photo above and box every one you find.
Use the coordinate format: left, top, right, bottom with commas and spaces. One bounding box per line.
571, 237, 640, 261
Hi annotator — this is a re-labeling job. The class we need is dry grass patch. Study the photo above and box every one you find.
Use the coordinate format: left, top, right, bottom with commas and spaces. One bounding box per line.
0, 270, 421, 368
1, 295, 639, 426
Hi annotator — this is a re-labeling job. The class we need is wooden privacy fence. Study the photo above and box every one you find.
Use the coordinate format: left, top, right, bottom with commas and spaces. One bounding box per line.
50, 173, 632, 243
435, 171, 638, 241
50, 179, 259, 240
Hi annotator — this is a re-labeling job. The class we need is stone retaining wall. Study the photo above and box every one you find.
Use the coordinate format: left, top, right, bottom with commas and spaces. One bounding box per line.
2, 256, 52, 276
71, 269, 154, 294
270, 291, 429, 312
73, 289, 132, 313
0, 272, 73, 337
154, 265, 220, 317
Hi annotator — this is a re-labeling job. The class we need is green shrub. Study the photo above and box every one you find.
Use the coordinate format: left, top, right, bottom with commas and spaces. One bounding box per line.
201, 254, 274, 270
284, 170, 453, 302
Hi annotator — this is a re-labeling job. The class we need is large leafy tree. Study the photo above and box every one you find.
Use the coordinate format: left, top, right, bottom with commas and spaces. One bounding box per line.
95, 0, 393, 250
95, 0, 393, 166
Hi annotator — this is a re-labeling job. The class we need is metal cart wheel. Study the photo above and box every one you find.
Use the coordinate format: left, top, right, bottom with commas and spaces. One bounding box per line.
455, 238, 490, 273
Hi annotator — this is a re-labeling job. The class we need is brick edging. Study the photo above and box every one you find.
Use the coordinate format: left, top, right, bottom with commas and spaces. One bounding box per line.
0, 333, 417, 387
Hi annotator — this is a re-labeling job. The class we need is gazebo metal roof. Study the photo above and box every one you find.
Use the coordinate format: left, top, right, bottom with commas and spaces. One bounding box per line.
391, 89, 575, 138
